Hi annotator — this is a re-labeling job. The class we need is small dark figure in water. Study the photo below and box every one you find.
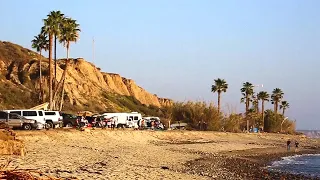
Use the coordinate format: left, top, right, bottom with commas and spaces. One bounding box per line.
287, 139, 291, 151
295, 141, 299, 152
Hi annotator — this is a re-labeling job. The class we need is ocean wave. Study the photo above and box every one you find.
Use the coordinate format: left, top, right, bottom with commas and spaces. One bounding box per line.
268, 154, 320, 177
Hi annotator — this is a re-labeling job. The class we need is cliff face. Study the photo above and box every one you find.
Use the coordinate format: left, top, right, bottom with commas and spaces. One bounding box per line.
0, 41, 173, 112
58, 58, 171, 107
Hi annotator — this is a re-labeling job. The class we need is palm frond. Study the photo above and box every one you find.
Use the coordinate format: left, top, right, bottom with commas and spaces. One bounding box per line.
211, 78, 228, 94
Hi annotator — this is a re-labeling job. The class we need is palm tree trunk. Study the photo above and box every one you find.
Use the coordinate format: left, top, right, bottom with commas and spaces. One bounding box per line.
261, 100, 265, 130
49, 34, 53, 110
39, 50, 43, 103
282, 108, 285, 117
217, 92, 221, 114
246, 96, 249, 131
275, 101, 278, 114
54, 35, 57, 91
245, 97, 249, 114
52, 65, 68, 104
59, 43, 70, 111
218, 92, 223, 129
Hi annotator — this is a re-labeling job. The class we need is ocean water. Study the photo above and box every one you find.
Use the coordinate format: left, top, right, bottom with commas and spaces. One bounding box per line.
268, 154, 320, 178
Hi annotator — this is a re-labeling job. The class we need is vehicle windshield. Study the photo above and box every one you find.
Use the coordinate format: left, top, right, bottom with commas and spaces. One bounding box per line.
9, 113, 23, 119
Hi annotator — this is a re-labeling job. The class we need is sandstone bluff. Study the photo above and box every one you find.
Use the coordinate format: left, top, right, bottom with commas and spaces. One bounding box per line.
0, 41, 172, 112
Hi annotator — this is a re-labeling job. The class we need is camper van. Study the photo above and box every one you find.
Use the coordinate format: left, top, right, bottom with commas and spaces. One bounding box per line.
100, 112, 142, 128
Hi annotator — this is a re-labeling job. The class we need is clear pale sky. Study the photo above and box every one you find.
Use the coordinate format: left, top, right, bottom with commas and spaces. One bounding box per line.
0, 0, 319, 130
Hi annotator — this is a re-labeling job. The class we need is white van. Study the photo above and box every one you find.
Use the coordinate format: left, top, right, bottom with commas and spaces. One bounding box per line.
3, 110, 46, 129
101, 113, 127, 128
44, 111, 63, 128
101, 112, 142, 128
126, 112, 142, 128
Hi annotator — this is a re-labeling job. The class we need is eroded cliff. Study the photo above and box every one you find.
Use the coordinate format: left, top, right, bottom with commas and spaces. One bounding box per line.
0, 41, 172, 113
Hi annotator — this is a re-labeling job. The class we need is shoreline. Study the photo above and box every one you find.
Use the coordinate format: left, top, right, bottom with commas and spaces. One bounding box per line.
182, 146, 320, 179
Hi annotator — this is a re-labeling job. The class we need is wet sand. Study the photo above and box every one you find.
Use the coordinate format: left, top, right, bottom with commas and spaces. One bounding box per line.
1, 129, 319, 179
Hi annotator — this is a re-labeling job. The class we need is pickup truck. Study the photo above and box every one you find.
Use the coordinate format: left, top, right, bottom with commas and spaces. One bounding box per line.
0, 111, 38, 130
61, 113, 78, 127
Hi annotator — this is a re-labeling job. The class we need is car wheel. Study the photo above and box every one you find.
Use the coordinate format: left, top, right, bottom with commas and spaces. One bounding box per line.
66, 123, 73, 127
79, 122, 85, 127
46, 122, 54, 129
22, 124, 32, 130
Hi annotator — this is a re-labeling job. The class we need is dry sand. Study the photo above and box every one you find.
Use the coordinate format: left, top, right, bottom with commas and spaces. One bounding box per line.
0, 129, 318, 179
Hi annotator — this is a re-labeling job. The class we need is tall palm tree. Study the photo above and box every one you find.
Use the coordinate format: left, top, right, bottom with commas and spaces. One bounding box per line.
257, 91, 269, 129
211, 78, 228, 114
42, 11, 64, 110
241, 82, 254, 114
41, 18, 53, 109
31, 33, 49, 103
251, 93, 259, 113
57, 18, 80, 110
280, 101, 289, 116
241, 82, 254, 131
271, 88, 284, 114
49, 11, 65, 89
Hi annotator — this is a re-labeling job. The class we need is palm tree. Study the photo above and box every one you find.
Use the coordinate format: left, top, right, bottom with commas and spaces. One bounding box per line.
42, 11, 65, 109
257, 91, 269, 129
31, 33, 49, 103
241, 82, 254, 131
57, 18, 80, 110
211, 78, 228, 114
271, 88, 284, 114
48, 11, 65, 89
241, 82, 254, 114
280, 101, 289, 116
251, 93, 259, 113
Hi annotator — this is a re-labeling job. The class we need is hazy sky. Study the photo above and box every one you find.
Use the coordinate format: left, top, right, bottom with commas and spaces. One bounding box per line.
0, 0, 319, 129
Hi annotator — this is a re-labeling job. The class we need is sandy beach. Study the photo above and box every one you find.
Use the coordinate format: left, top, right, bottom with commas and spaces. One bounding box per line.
1, 129, 320, 179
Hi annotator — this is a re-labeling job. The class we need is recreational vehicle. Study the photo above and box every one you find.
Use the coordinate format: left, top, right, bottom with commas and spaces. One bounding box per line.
100, 112, 142, 128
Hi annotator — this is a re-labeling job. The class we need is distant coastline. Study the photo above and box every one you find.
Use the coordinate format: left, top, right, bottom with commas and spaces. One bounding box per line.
298, 130, 320, 138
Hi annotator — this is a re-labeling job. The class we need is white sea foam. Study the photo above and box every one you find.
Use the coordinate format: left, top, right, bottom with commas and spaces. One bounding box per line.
268, 154, 320, 177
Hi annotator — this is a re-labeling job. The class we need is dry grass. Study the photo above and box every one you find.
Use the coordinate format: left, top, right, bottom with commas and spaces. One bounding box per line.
0, 159, 61, 180
0, 130, 25, 156
0, 130, 14, 141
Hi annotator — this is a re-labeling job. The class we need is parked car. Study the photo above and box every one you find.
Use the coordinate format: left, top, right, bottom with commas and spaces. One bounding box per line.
0, 111, 38, 130
44, 111, 63, 128
3, 109, 46, 129
61, 113, 78, 127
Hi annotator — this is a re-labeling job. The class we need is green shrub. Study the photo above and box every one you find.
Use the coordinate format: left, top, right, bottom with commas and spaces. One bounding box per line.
224, 113, 243, 132
169, 101, 221, 131
264, 109, 295, 133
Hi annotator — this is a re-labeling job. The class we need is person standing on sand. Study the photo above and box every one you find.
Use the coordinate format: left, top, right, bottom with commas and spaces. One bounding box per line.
295, 141, 299, 152
141, 119, 145, 130
151, 121, 155, 130
111, 117, 116, 130
287, 139, 291, 151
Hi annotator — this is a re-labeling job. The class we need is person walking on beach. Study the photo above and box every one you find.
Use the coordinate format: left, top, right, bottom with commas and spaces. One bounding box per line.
295, 141, 299, 152
111, 117, 116, 130
287, 139, 291, 151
